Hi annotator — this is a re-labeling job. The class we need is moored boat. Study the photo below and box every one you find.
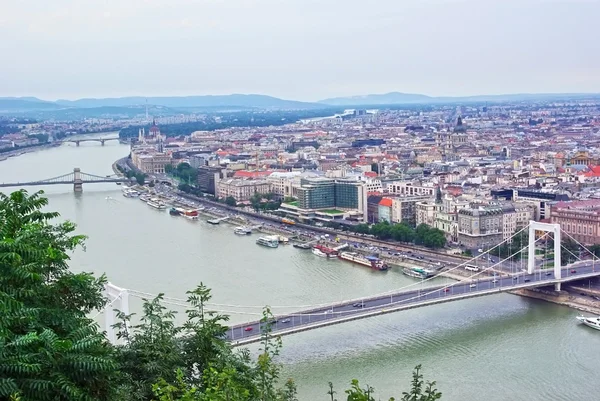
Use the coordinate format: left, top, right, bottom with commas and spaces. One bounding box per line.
312, 244, 338, 258
576, 315, 600, 331
234, 226, 252, 235
169, 207, 182, 216
338, 252, 388, 271
256, 235, 279, 248
184, 209, 199, 220
147, 198, 167, 209
402, 266, 434, 279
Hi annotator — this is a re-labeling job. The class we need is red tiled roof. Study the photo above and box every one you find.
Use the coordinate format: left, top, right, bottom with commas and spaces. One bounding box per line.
233, 170, 273, 178
583, 165, 600, 177
379, 198, 393, 207
364, 171, 378, 177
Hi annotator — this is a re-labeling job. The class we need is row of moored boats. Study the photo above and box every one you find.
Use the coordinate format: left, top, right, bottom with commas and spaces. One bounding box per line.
122, 187, 201, 219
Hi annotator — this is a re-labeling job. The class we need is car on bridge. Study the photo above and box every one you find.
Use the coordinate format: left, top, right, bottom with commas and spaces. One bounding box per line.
244, 327, 253, 332
571, 269, 577, 273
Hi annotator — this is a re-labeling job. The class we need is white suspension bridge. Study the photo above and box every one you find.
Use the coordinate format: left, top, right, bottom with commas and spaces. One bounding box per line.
99, 221, 600, 345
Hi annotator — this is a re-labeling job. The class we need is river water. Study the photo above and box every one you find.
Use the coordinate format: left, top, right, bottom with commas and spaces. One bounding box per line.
1, 135, 599, 401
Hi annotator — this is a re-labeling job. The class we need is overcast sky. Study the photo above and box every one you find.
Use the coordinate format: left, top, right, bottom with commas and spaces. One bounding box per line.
1, 0, 599, 101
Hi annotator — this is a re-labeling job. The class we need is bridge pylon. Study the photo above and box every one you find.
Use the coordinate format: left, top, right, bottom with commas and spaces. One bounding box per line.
100, 139, 105, 146
75, 140, 80, 146
528, 221, 561, 291
73, 167, 83, 192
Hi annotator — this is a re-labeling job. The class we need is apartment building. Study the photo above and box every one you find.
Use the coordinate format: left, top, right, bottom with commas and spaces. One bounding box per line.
458, 205, 503, 249
386, 181, 435, 197
551, 200, 600, 245
216, 178, 271, 201
131, 150, 173, 174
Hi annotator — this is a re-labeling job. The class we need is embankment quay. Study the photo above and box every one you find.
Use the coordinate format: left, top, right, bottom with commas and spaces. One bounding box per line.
165, 188, 469, 265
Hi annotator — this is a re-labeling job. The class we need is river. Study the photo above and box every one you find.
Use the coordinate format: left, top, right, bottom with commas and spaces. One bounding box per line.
1, 135, 599, 401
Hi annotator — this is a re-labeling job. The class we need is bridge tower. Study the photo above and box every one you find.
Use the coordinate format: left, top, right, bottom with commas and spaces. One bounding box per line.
527, 221, 562, 291
100, 139, 105, 146
104, 283, 130, 344
73, 167, 83, 192
75, 140, 80, 146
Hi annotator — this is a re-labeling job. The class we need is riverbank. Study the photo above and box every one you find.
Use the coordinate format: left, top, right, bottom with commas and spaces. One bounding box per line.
512, 287, 600, 315
0, 142, 60, 161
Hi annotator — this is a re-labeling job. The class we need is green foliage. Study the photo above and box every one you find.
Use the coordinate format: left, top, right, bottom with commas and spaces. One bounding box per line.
124, 169, 147, 186
414, 224, 446, 249
489, 231, 528, 261
329, 365, 441, 401
225, 196, 237, 207
399, 365, 442, 401
350, 222, 445, 249
0, 190, 119, 400
0, 190, 444, 401
250, 193, 281, 212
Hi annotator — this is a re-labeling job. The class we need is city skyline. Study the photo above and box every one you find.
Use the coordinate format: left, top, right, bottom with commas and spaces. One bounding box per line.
2, 0, 599, 100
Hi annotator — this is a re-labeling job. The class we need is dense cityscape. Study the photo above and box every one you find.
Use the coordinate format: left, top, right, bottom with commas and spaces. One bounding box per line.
3, 0, 600, 400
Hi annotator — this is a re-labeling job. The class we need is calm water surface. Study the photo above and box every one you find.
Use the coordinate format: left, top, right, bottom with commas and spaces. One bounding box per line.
1, 137, 599, 401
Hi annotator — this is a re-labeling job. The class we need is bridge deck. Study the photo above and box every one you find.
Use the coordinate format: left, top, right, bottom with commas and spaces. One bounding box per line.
228, 264, 600, 345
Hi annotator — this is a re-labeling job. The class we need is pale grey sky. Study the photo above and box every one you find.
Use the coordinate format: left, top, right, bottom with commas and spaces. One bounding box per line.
1, 0, 599, 101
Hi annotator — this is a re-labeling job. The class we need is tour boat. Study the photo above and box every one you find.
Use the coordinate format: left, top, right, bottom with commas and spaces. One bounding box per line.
312, 247, 329, 258
140, 194, 151, 202
312, 244, 338, 258
576, 315, 600, 331
169, 207, 182, 216
338, 252, 388, 271
147, 198, 167, 209
184, 210, 199, 220
402, 266, 434, 279
278, 236, 289, 244
122, 188, 140, 198
234, 226, 252, 235
256, 236, 279, 248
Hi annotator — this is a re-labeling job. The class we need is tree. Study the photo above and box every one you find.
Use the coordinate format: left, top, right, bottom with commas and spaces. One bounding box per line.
400, 365, 442, 401
588, 244, 600, 258
225, 196, 237, 207
0, 190, 119, 400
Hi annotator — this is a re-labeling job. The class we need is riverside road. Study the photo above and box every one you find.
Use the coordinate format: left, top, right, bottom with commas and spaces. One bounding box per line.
228, 263, 600, 344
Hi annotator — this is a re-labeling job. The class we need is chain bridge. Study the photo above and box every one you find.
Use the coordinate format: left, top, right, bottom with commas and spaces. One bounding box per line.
0, 168, 130, 192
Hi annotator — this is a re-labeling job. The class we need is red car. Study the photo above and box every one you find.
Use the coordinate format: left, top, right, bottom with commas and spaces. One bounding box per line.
443, 288, 451, 292
571, 269, 577, 274
244, 327, 253, 332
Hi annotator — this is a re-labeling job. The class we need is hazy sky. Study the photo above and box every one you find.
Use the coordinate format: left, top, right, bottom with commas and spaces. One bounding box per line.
1, 0, 599, 101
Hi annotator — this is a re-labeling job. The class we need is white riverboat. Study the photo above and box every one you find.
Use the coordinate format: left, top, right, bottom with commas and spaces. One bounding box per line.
147, 198, 167, 209
576, 315, 600, 331
256, 235, 279, 248
234, 226, 252, 235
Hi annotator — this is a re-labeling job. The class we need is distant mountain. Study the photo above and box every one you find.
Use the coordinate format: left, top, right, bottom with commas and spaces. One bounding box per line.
319, 92, 600, 106
0, 98, 62, 112
319, 92, 433, 106
55, 94, 323, 110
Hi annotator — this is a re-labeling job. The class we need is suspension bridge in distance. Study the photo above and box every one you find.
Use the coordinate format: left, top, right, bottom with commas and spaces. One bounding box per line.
0, 168, 130, 192
102, 222, 600, 345
64, 137, 120, 146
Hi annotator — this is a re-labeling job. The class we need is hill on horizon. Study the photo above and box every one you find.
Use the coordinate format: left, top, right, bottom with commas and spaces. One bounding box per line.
0, 94, 325, 113
318, 91, 600, 106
